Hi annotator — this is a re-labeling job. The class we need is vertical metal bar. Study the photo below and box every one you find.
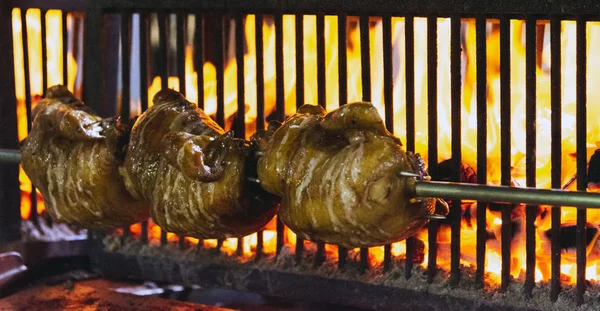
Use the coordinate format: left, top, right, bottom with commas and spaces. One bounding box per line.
121, 12, 131, 121
449, 15, 462, 286
62, 11, 68, 87
295, 237, 304, 265
276, 216, 284, 256
360, 247, 369, 273
0, 1, 21, 243
549, 17, 562, 302
404, 15, 415, 279
160, 231, 168, 245
475, 16, 487, 287
83, 3, 103, 114
275, 14, 285, 121
256, 230, 264, 261
296, 14, 304, 108
236, 237, 243, 256
338, 247, 347, 270
317, 13, 326, 108
41, 10, 48, 96
426, 15, 438, 284
338, 13, 347, 106
140, 220, 148, 244
255, 14, 265, 131
20, 9, 38, 226
194, 13, 204, 109
314, 242, 325, 267
524, 16, 537, 298
158, 12, 168, 90
499, 16, 512, 292
360, 15, 371, 101
235, 13, 245, 138
140, 13, 149, 112
382, 14, 393, 273
576, 17, 587, 306
176, 13, 186, 96
215, 14, 225, 128
179, 236, 187, 250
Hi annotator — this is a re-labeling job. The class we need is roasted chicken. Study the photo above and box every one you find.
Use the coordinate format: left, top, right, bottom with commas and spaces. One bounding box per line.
20, 85, 148, 229
120, 89, 278, 238
254, 102, 448, 248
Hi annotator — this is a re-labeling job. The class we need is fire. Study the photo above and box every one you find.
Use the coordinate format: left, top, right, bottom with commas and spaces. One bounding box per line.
13, 11, 600, 286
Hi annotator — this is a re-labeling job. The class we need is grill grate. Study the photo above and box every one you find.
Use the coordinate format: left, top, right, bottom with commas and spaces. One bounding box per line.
3, 0, 600, 307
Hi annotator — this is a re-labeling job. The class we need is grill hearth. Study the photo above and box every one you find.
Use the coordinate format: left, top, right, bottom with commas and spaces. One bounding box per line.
3, 0, 600, 310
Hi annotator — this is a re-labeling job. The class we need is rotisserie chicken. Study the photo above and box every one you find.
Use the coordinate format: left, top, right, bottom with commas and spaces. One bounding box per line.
120, 89, 278, 238
253, 102, 448, 248
20, 85, 148, 229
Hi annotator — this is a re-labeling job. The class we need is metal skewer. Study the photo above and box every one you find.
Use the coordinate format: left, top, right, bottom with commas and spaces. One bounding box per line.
0, 149, 21, 164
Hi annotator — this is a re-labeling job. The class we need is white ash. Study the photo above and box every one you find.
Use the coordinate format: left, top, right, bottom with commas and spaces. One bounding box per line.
102, 235, 600, 311
20, 220, 87, 242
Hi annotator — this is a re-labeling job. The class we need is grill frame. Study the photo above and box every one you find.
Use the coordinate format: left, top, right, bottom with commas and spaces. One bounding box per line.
2, 0, 600, 308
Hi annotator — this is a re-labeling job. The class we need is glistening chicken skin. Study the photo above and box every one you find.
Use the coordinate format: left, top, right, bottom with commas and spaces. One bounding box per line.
20, 85, 148, 229
120, 89, 278, 239
254, 103, 448, 248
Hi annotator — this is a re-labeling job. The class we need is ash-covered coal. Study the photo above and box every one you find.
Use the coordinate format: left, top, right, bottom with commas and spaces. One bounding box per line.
21, 219, 87, 242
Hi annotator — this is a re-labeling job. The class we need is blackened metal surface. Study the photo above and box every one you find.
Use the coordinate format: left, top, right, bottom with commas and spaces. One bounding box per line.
214, 13, 225, 127
0, 0, 21, 243
274, 14, 285, 121
426, 16, 438, 284
41, 10, 48, 96
449, 15, 461, 286
475, 16, 487, 288
157, 12, 168, 90
337, 14, 347, 106
359, 15, 370, 102
576, 17, 587, 306
295, 237, 304, 264
139, 13, 149, 112
94, 0, 600, 16
82, 3, 103, 112
382, 15, 393, 273
62, 11, 69, 86
194, 13, 204, 109
499, 16, 511, 292
255, 230, 263, 260
524, 16, 536, 298
314, 242, 325, 267
177, 13, 186, 96
404, 15, 415, 280
338, 246, 347, 270
235, 13, 246, 138
295, 14, 304, 108
550, 18, 561, 301
91, 251, 540, 311
255, 14, 265, 131
316, 13, 325, 108
359, 247, 368, 273
140, 220, 149, 244
383, 244, 391, 272
276, 218, 284, 256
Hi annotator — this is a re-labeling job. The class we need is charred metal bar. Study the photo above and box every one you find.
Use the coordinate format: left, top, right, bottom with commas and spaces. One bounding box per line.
178, 235, 186, 249
20, 8, 39, 226
120, 11, 131, 120
383, 244, 392, 272
157, 12, 168, 90
317, 13, 326, 108
214, 13, 225, 127
275, 14, 285, 121
338, 246, 348, 270
524, 16, 536, 298
236, 237, 243, 256
160, 231, 167, 246
295, 14, 304, 108
255, 14, 265, 131
62, 11, 68, 86
338, 13, 347, 106
475, 16, 487, 288
216, 239, 224, 254
194, 13, 204, 110
314, 242, 325, 267
140, 13, 149, 112
176, 13, 186, 96
235, 13, 245, 138
255, 230, 264, 260
83, 3, 103, 113
449, 15, 461, 286
404, 15, 415, 280
360, 247, 369, 273
41, 9, 48, 96
276, 217, 284, 256
499, 16, 511, 292
426, 15, 438, 284
576, 17, 587, 306
140, 220, 148, 244
295, 237, 304, 264
550, 17, 562, 302
359, 15, 371, 102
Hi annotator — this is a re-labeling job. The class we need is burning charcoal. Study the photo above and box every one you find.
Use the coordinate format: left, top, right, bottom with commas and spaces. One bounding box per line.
412, 238, 426, 264
588, 149, 600, 191
544, 225, 599, 250
435, 159, 477, 184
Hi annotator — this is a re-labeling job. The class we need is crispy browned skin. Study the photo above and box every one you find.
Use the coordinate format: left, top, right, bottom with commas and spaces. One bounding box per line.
120, 89, 277, 238
20, 85, 148, 229
254, 102, 447, 248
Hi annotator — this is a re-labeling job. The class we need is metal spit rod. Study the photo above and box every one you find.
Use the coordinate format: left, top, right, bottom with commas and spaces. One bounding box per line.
2, 148, 599, 209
